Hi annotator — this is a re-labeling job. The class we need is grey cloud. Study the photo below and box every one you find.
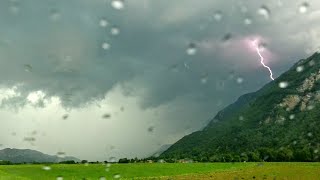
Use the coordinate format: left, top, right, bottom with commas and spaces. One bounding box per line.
0, 0, 320, 160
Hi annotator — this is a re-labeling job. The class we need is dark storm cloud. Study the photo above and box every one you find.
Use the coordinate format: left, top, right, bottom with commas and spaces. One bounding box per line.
1, 0, 320, 160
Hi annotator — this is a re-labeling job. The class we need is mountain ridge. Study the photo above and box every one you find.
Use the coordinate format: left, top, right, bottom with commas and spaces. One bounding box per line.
0, 148, 80, 163
160, 52, 320, 162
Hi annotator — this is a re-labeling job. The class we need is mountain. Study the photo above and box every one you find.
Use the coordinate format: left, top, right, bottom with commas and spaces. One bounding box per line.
160, 52, 320, 162
0, 148, 80, 163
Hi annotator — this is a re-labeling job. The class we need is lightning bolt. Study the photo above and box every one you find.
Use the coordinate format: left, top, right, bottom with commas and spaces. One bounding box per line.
253, 40, 274, 81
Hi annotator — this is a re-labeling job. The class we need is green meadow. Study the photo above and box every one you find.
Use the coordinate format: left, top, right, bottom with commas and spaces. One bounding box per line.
0, 162, 319, 180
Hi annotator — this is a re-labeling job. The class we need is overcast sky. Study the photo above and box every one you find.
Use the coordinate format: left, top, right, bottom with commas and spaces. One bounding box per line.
0, 0, 319, 161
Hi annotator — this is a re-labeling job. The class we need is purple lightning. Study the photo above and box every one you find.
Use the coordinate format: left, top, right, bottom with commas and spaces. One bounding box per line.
252, 40, 274, 81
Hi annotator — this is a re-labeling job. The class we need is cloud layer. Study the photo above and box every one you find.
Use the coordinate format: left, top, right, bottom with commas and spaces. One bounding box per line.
0, 0, 320, 160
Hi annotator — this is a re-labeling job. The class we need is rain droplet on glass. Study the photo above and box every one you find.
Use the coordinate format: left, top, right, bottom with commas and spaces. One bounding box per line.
111, 27, 120, 36
186, 43, 197, 55
148, 126, 154, 132
296, 66, 304, 72
24, 64, 32, 72
201, 74, 208, 84
62, 114, 69, 120
99, 18, 109, 27
213, 11, 223, 21
42, 166, 51, 171
279, 82, 289, 88
299, 2, 309, 14
236, 77, 244, 84
113, 174, 121, 179
50, 9, 61, 21
102, 42, 110, 50
102, 113, 111, 119
222, 33, 232, 42
257, 5, 271, 20
289, 114, 295, 120
111, 0, 124, 10
109, 157, 117, 163
244, 18, 252, 25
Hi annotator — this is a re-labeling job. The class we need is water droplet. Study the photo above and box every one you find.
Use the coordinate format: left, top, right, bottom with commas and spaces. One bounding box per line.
244, 18, 252, 25
113, 174, 121, 179
109, 157, 117, 163
56, 176, 63, 180
314, 149, 319, 154
42, 166, 51, 171
213, 11, 223, 21
148, 126, 154, 132
258, 42, 267, 52
24, 137, 36, 142
99, 177, 106, 180
236, 77, 244, 84
293, 140, 297, 145
105, 168, 110, 172
24, 64, 32, 72
239, 116, 244, 121
170, 64, 179, 72
228, 70, 235, 79
258, 5, 271, 20
307, 105, 314, 110
186, 43, 197, 55
62, 114, 69, 120
307, 132, 313, 137
309, 60, 315, 66
102, 42, 110, 50
106, 163, 112, 167
110, 27, 120, 36
279, 82, 289, 88
50, 9, 61, 21
57, 151, 66, 158
299, 2, 309, 14
201, 74, 208, 84
99, 18, 108, 27
296, 66, 304, 72
289, 114, 295, 120
111, 0, 124, 10
102, 113, 111, 119
222, 33, 232, 42
120, 106, 124, 112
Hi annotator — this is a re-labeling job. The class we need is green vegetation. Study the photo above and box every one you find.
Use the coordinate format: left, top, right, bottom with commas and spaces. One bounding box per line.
0, 163, 319, 179
160, 53, 320, 162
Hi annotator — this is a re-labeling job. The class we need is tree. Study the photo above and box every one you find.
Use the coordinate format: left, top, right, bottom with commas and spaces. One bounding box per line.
81, 160, 88, 164
118, 158, 129, 163
248, 152, 261, 162
59, 160, 76, 164
0, 160, 12, 165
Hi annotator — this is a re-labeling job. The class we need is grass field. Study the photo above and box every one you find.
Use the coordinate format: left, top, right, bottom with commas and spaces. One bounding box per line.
0, 162, 319, 180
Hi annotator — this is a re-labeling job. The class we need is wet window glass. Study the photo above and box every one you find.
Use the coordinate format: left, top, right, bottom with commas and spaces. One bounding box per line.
0, 0, 319, 179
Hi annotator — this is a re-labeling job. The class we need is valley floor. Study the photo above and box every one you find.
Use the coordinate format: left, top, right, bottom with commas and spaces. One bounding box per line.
0, 162, 319, 180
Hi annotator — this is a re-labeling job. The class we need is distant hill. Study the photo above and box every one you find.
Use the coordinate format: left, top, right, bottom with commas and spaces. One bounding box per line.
160, 52, 320, 162
0, 148, 80, 163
